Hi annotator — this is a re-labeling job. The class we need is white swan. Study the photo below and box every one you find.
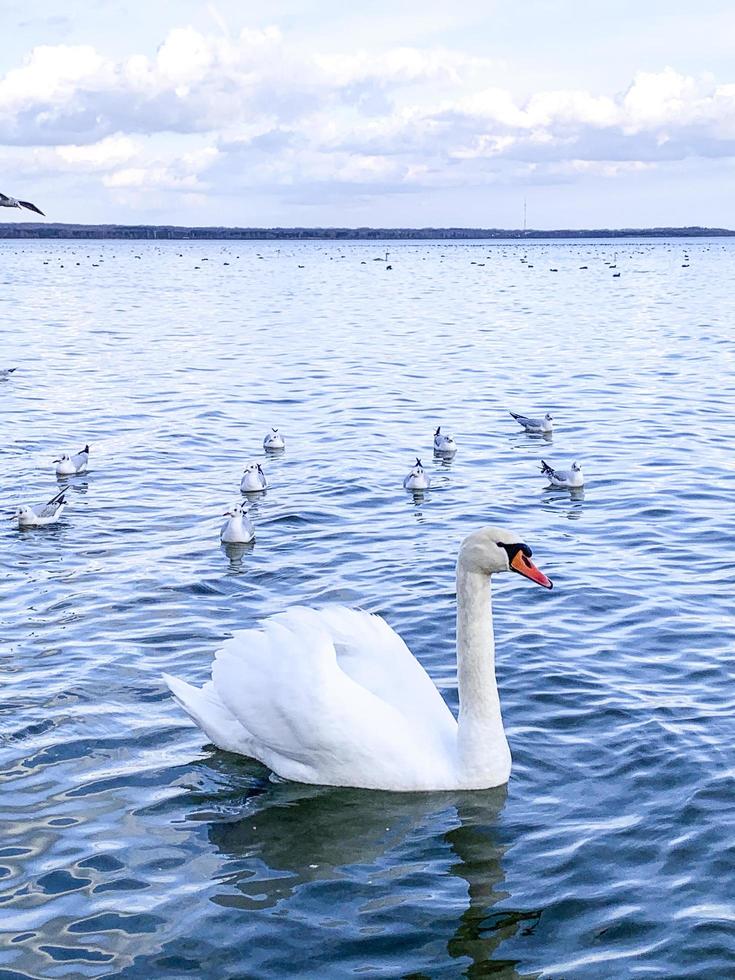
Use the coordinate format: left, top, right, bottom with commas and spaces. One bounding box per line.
434, 426, 457, 454
164, 526, 552, 791
403, 458, 430, 490
263, 428, 285, 450
54, 444, 89, 476
240, 463, 267, 493
540, 459, 584, 489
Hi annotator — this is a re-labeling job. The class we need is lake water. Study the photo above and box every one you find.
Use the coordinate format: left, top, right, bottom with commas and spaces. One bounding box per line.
2, 237, 735, 978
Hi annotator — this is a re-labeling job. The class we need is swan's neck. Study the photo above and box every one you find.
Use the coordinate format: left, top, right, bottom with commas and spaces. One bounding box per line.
455, 565, 511, 785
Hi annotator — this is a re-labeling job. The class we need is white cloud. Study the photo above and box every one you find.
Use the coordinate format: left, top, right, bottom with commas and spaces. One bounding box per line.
0, 43, 110, 113
55, 134, 138, 170
2, 25, 735, 214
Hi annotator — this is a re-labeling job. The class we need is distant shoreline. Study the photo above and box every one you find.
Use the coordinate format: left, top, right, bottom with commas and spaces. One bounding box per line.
0, 223, 732, 241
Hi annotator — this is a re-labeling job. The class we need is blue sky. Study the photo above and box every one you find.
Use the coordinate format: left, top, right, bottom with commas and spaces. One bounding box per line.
2, 0, 735, 227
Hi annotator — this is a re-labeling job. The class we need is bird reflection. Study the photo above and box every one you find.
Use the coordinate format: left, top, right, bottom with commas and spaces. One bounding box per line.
408, 489, 428, 506
222, 540, 256, 567
197, 769, 528, 974
541, 486, 585, 520
240, 490, 266, 511
56, 477, 90, 495
433, 452, 456, 469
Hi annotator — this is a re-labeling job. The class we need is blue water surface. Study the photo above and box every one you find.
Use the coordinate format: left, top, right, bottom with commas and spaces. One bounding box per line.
2, 237, 735, 978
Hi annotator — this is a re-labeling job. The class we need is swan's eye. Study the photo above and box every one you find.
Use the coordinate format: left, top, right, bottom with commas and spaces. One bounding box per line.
498, 541, 533, 560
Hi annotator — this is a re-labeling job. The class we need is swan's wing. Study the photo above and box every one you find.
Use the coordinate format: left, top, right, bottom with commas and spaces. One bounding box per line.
272, 606, 455, 738
164, 674, 260, 756
206, 609, 456, 787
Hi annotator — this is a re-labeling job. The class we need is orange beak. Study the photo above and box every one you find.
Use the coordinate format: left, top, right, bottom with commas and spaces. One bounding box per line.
510, 549, 553, 589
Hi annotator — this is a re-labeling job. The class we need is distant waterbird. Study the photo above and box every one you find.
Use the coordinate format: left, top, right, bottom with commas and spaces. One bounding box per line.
0, 192, 44, 216
540, 460, 584, 489
54, 444, 89, 476
433, 427, 457, 454
403, 458, 430, 491
15, 487, 68, 527
221, 503, 255, 544
240, 463, 267, 493
263, 428, 285, 451
510, 411, 554, 434
0, 367, 17, 380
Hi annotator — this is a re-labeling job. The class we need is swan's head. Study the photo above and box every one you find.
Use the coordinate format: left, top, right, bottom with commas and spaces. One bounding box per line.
459, 526, 552, 588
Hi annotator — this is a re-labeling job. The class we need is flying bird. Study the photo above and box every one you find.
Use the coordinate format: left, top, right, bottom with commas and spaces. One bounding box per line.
0, 192, 44, 216
15, 487, 68, 527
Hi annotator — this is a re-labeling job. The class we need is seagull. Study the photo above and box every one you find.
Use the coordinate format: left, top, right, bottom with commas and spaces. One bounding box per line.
510, 411, 554, 434
0, 192, 44, 216
54, 444, 89, 476
540, 460, 584, 489
433, 426, 457, 454
0, 367, 17, 380
263, 428, 285, 451
15, 487, 68, 527
403, 458, 431, 491
240, 463, 267, 493
221, 502, 255, 543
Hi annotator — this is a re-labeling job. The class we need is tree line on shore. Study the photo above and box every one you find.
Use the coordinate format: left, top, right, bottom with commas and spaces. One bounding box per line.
0, 223, 732, 240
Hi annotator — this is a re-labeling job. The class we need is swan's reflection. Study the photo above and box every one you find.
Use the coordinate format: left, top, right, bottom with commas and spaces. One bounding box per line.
197, 764, 526, 975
